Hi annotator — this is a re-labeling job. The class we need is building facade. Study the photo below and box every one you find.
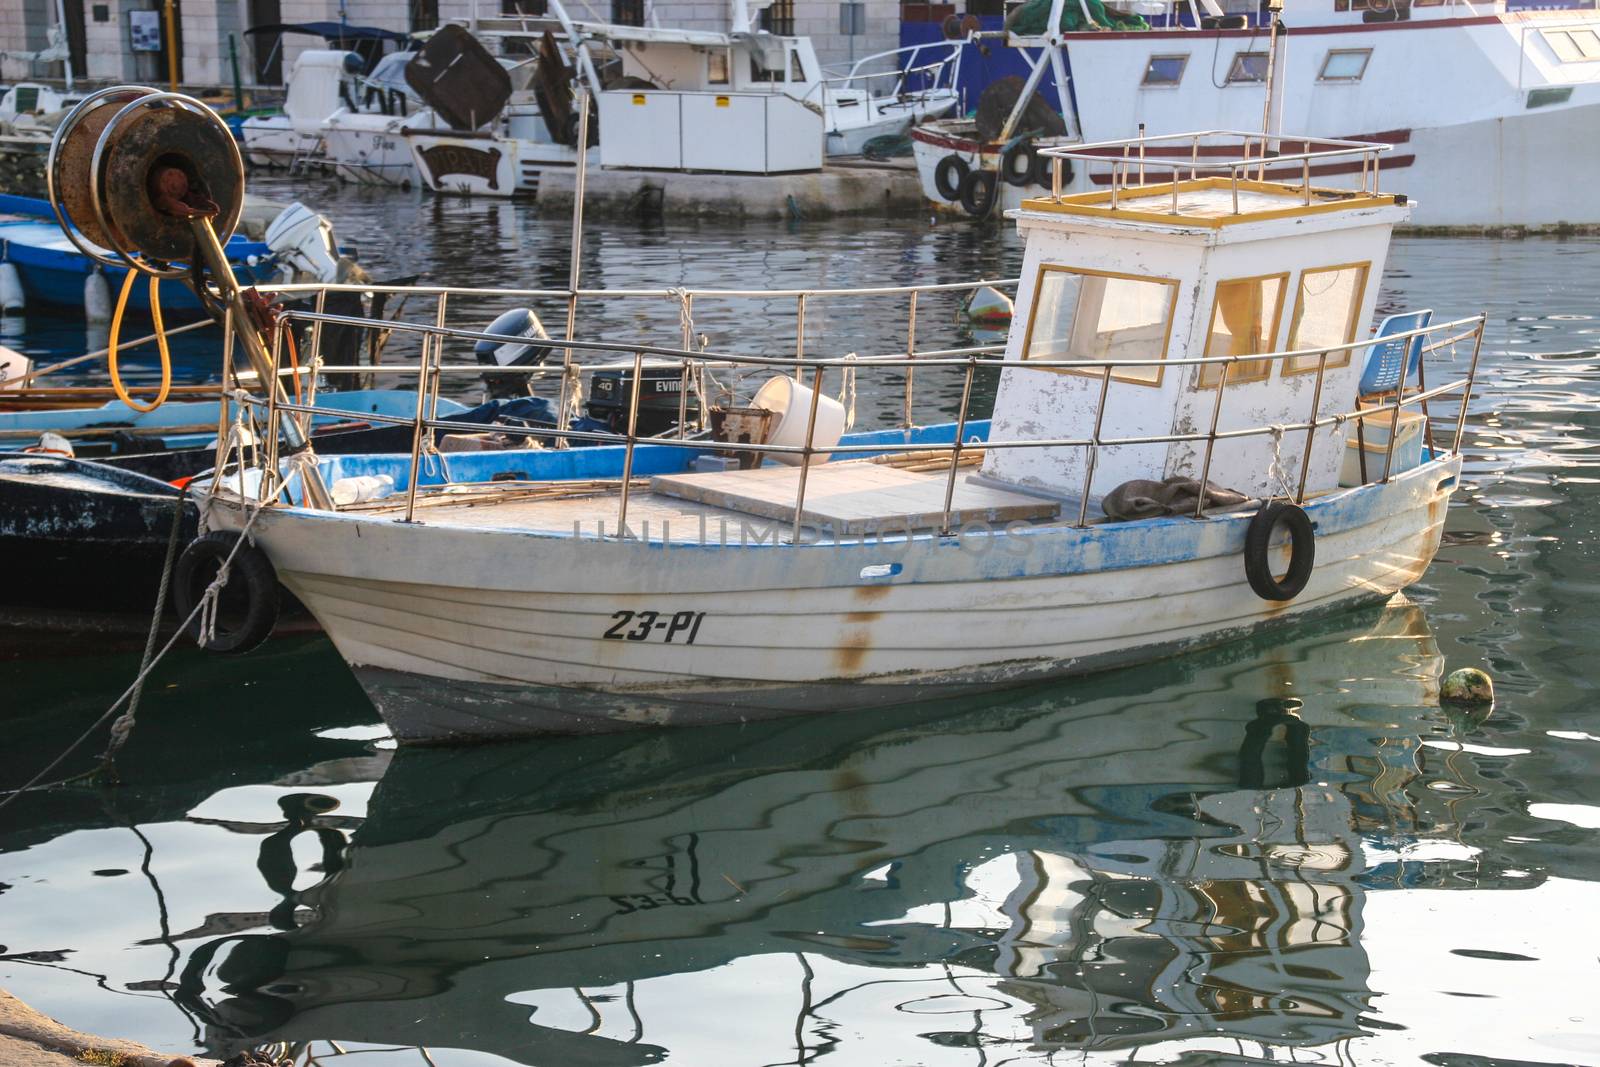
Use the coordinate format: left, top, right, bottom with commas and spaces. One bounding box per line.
1, 0, 902, 94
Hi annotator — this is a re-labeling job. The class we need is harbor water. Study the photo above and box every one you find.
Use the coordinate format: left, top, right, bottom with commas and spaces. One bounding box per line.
3, 177, 1599, 1065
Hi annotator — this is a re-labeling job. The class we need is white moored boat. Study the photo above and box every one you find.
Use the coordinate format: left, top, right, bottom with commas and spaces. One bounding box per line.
174, 130, 1488, 741
913, 0, 1600, 227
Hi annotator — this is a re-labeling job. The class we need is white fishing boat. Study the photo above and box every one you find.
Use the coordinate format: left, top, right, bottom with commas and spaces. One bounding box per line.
913, 0, 1600, 227
404, 0, 961, 198
41, 91, 1486, 741
240, 49, 363, 169
169, 127, 1484, 741
821, 40, 963, 156
317, 51, 430, 188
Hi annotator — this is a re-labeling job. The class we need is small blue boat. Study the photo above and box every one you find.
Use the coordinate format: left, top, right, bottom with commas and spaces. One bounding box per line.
0, 193, 281, 316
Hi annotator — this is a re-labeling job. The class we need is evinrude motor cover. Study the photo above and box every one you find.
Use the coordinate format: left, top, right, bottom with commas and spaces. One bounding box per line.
475, 308, 554, 398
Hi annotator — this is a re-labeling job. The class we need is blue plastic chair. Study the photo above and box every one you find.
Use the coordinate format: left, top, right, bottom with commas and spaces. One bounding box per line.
1359, 309, 1433, 397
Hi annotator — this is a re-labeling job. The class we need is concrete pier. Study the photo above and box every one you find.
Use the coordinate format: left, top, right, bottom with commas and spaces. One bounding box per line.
0, 988, 215, 1067
537, 158, 925, 220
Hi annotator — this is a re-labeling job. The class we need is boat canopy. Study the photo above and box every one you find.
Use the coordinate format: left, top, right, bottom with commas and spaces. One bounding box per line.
245, 22, 412, 43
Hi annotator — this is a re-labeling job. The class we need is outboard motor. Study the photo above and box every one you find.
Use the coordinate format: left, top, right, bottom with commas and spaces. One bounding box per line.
475, 308, 553, 398
264, 202, 341, 283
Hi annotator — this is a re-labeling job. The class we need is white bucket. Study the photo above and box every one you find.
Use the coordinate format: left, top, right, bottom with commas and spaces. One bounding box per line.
752, 374, 846, 466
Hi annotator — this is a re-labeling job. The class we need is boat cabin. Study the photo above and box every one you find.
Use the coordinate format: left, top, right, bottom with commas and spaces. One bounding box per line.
471, 0, 826, 173
978, 133, 1412, 507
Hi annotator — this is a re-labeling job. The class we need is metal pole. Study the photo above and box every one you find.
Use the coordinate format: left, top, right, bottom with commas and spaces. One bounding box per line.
401, 345, 434, 523
617, 350, 645, 534
1451, 315, 1487, 454
190, 217, 333, 509
426, 293, 449, 428
903, 290, 918, 429
557, 88, 592, 442
1193, 358, 1232, 516
1380, 331, 1413, 484
1076, 365, 1114, 527
1258, 7, 1281, 183
676, 292, 692, 437
794, 293, 807, 377
163, 0, 179, 90
940, 359, 977, 535
791, 365, 827, 543
1295, 352, 1329, 504
215, 305, 234, 474
228, 34, 244, 112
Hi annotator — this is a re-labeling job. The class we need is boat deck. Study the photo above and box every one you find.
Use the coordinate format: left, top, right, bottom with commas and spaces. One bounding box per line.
350, 459, 1062, 540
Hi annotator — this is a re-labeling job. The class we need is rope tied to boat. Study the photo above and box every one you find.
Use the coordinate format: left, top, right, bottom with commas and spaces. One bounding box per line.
1267, 423, 1297, 501
0, 503, 265, 808
100, 488, 187, 771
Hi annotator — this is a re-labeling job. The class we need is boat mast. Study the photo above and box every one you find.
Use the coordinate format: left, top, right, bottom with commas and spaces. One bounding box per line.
1258, 0, 1285, 173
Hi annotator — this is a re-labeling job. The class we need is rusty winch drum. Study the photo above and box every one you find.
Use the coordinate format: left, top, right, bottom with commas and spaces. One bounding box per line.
46, 87, 246, 279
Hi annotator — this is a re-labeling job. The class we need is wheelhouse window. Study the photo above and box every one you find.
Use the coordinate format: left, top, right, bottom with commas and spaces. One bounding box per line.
1545, 28, 1600, 62
1284, 264, 1370, 375
760, 0, 796, 35
1141, 54, 1188, 88
1023, 266, 1179, 386
1318, 48, 1371, 82
1198, 274, 1287, 388
708, 49, 730, 84
1226, 51, 1269, 84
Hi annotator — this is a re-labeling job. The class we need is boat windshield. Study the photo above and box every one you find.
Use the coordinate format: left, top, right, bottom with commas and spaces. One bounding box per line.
1023, 265, 1178, 384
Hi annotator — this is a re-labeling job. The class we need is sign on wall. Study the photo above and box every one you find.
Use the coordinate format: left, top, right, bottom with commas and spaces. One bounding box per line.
129, 9, 162, 52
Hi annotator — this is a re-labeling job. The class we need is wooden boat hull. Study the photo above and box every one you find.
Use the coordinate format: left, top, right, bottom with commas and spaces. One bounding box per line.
210, 451, 1460, 741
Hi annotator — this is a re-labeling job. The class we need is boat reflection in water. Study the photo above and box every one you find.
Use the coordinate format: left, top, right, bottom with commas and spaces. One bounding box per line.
186, 598, 1504, 1065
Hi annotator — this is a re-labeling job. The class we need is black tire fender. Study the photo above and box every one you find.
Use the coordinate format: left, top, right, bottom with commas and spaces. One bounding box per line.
933, 154, 969, 201
959, 169, 999, 218
1030, 152, 1070, 190
173, 531, 281, 654
999, 140, 1037, 187
1243, 501, 1315, 602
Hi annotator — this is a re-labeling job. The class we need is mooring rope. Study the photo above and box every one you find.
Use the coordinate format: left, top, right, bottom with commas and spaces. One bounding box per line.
0, 504, 265, 810
101, 488, 187, 770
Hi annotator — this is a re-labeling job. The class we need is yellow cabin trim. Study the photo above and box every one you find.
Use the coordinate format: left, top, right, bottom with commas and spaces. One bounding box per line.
1020, 176, 1402, 229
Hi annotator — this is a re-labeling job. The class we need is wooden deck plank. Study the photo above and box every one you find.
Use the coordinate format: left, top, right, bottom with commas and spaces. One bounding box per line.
651, 463, 1058, 535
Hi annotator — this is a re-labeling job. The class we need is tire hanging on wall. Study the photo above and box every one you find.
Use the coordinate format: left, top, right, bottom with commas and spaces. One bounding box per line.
1243, 501, 1315, 602
173, 531, 282, 654
959, 169, 998, 218
933, 154, 969, 202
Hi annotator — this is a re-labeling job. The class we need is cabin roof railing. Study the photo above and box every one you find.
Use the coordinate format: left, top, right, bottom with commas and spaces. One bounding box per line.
1032, 131, 1402, 221
1041, 130, 1393, 172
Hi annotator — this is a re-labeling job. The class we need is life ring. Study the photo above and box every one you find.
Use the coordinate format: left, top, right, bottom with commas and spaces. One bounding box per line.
933, 154, 969, 202
173, 530, 281, 653
1243, 501, 1315, 601
1000, 140, 1037, 187
959, 169, 999, 218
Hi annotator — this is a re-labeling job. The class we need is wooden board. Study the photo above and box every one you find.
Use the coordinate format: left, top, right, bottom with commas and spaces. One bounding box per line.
651, 461, 1059, 536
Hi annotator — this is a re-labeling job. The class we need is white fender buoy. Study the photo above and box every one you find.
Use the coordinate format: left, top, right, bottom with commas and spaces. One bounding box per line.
963, 285, 1013, 325
0, 261, 24, 314
84, 269, 112, 323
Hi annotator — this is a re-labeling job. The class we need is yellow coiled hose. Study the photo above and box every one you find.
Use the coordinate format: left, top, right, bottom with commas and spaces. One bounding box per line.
107, 268, 172, 413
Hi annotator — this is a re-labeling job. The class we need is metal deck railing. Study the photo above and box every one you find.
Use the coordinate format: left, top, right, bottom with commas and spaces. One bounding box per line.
216, 278, 1487, 541
1038, 131, 1397, 211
